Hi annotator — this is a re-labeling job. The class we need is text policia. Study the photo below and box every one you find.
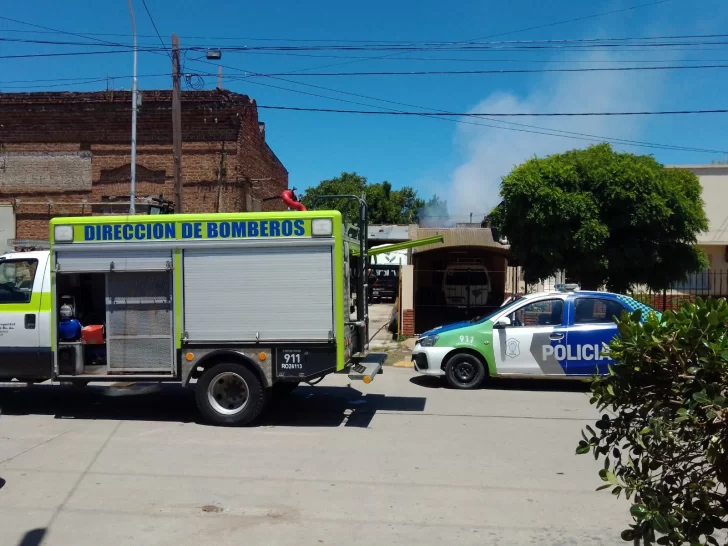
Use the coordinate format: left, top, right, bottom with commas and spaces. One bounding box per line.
82, 219, 307, 242
542, 343, 613, 362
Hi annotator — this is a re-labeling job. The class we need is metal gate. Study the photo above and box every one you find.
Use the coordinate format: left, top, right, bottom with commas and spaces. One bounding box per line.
106, 271, 174, 372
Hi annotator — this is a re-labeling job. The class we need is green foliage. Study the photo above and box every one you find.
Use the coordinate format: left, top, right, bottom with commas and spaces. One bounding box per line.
489, 144, 708, 292
577, 297, 728, 545
300, 172, 425, 225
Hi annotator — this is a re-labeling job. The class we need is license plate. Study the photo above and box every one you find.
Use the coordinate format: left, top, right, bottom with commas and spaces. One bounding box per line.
278, 349, 306, 371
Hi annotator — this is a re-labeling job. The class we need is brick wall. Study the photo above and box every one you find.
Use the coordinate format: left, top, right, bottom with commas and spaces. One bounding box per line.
0, 90, 289, 240
402, 308, 415, 337
0, 152, 92, 193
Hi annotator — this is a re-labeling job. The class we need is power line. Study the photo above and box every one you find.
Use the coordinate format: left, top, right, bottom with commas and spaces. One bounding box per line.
5, 33, 728, 49
5, 35, 728, 52
255, 105, 728, 117
214, 69, 727, 155
5, 44, 727, 61
282, 0, 680, 74
265, 64, 728, 76
0, 47, 168, 60
468, 0, 678, 42
139, 0, 171, 60
201, 49, 728, 64
182, 56, 724, 154
0, 15, 125, 47
0, 15, 170, 60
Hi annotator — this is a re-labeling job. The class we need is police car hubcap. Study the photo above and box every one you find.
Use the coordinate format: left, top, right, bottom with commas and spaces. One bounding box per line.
208, 372, 249, 415
454, 362, 475, 382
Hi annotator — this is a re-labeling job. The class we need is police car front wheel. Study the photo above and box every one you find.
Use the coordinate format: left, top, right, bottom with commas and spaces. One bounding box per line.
444, 353, 486, 389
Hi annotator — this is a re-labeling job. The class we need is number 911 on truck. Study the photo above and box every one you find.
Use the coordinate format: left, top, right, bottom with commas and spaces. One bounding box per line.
0, 194, 384, 426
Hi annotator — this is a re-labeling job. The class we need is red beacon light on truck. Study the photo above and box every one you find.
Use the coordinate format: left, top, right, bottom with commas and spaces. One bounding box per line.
280, 189, 307, 211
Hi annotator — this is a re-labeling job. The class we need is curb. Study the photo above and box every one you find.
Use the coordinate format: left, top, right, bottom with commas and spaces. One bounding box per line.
392, 361, 414, 368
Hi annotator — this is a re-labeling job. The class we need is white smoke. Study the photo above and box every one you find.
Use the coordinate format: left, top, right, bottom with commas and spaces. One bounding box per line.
446, 49, 671, 217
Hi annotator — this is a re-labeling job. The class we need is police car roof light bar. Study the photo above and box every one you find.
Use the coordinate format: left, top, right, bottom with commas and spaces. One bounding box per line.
7, 239, 51, 250
555, 283, 580, 292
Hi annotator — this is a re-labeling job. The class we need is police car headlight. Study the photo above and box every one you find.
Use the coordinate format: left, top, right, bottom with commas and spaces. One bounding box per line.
311, 218, 333, 237
54, 225, 74, 243
417, 335, 439, 347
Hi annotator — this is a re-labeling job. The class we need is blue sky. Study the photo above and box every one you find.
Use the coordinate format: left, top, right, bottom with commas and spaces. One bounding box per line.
2, 0, 727, 220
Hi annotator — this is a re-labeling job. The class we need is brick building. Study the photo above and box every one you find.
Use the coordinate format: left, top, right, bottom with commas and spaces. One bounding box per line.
0, 90, 288, 245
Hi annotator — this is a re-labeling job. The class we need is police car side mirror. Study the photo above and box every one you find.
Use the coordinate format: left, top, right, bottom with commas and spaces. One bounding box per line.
493, 316, 511, 329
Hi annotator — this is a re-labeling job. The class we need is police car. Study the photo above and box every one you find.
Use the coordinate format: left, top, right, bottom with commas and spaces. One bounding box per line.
412, 285, 659, 389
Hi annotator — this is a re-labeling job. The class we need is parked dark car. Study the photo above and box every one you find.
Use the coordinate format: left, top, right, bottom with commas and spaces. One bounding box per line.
370, 265, 399, 303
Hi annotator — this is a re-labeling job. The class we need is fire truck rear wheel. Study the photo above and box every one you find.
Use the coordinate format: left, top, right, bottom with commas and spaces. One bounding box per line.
196, 362, 266, 426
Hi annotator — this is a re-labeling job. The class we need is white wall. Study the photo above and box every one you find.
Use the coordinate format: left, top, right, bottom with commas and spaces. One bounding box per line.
0, 204, 15, 255
371, 249, 408, 265
669, 165, 728, 245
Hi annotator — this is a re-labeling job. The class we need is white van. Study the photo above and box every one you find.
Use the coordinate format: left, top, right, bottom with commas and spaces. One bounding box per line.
442, 263, 491, 307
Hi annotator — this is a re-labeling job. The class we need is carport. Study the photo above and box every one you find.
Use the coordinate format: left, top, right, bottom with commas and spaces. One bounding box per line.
409, 227, 509, 334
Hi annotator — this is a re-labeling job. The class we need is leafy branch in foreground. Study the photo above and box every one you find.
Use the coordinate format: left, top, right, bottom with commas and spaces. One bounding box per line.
577, 298, 728, 545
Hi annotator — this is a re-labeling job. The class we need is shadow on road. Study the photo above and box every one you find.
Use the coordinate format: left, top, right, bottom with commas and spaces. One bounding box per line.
409, 375, 589, 393
263, 386, 426, 428
0, 383, 426, 428
17, 529, 46, 546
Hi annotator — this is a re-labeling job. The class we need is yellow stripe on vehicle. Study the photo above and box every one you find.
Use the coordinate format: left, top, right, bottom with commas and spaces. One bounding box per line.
0, 292, 51, 313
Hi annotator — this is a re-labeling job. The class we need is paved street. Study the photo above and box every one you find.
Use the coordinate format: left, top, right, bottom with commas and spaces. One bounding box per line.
0, 369, 628, 546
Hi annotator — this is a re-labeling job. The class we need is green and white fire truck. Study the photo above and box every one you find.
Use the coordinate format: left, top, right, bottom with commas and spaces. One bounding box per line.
0, 195, 391, 426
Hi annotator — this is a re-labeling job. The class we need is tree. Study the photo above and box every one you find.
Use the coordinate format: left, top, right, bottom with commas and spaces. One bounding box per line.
489, 144, 708, 292
300, 172, 425, 224
577, 298, 728, 545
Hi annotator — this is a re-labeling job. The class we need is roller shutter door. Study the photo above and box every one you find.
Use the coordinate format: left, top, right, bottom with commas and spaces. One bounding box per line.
183, 245, 334, 342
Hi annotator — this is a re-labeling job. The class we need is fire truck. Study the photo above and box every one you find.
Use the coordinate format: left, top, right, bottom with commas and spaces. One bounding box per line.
0, 194, 386, 426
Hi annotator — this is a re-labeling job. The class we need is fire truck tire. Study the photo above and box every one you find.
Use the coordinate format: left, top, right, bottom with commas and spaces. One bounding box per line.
196, 362, 266, 426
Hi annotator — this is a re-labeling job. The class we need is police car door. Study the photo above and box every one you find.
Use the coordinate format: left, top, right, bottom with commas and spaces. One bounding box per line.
565, 296, 625, 376
492, 296, 567, 375
0, 256, 43, 377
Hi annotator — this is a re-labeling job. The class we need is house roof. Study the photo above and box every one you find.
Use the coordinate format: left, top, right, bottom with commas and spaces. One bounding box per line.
409, 226, 510, 254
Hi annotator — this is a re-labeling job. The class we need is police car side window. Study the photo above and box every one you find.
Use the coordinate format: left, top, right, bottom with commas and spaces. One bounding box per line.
0, 259, 38, 304
507, 299, 564, 327
574, 298, 626, 324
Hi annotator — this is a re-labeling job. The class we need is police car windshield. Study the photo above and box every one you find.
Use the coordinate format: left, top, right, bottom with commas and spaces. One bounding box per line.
469, 296, 525, 323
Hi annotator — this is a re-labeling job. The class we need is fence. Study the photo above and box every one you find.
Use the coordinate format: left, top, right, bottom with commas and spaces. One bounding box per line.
413, 267, 728, 334
508, 268, 728, 312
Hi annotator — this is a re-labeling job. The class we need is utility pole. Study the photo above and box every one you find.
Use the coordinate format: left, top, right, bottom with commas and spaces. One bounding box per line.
128, 0, 138, 215
172, 33, 183, 213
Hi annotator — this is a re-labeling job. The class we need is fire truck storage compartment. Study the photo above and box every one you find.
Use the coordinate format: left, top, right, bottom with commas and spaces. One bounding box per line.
54, 249, 174, 373
183, 242, 335, 342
